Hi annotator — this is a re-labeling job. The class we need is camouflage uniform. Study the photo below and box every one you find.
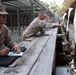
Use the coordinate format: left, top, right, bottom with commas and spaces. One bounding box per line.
22, 17, 46, 39
0, 24, 15, 50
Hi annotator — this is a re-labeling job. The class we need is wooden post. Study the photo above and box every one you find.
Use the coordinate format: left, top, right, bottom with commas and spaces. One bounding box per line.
15, 12, 17, 31
31, 2, 34, 21
66, 21, 69, 41
10, 12, 13, 32
17, 9, 21, 35
21, 13, 24, 29
22, 14, 24, 29
0, 0, 1, 4
63, 13, 67, 32
63, 13, 67, 27
74, 5, 76, 68
66, 8, 73, 41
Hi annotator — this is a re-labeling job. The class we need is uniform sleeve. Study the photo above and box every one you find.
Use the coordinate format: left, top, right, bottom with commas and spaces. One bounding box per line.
4, 25, 15, 49
37, 20, 46, 28
41, 20, 56, 28
46, 23, 54, 28
40, 28, 45, 35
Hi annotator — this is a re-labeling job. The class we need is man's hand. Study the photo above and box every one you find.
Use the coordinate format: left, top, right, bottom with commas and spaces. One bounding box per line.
11, 44, 21, 53
0, 48, 10, 56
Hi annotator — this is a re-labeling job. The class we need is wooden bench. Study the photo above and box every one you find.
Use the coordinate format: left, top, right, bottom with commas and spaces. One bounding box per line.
0, 28, 58, 75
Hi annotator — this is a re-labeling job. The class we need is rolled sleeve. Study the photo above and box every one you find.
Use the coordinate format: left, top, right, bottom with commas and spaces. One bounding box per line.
38, 20, 46, 28
4, 26, 15, 49
40, 28, 45, 35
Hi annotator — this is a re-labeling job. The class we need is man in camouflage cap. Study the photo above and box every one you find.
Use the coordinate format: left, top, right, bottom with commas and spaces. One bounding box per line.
0, 5, 21, 56
22, 12, 48, 40
22, 12, 64, 40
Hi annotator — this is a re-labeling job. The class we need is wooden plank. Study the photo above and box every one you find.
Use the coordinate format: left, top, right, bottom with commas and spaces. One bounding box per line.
3, 36, 49, 75
2, 30, 53, 75
8, 37, 40, 67
29, 28, 57, 75
63, 2, 69, 8
0, 36, 40, 75
0, 67, 8, 75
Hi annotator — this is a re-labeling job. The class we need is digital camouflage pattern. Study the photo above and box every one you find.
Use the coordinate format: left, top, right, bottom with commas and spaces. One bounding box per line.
22, 17, 46, 39
0, 24, 14, 50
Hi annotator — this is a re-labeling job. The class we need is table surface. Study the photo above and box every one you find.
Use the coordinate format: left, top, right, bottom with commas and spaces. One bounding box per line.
0, 28, 58, 75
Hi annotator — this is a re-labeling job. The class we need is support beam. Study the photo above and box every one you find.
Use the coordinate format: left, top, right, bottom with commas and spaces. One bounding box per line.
74, 4, 76, 69
31, 2, 34, 21
63, 13, 67, 32
17, 9, 21, 35
10, 12, 13, 32
66, 8, 73, 41
1, 0, 17, 2
2, 2, 19, 7
0, 0, 1, 4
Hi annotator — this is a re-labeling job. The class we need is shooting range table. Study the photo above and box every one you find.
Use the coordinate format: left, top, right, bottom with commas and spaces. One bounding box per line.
0, 28, 58, 75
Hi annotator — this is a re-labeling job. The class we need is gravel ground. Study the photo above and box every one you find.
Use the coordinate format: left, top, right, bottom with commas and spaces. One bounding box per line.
11, 31, 22, 43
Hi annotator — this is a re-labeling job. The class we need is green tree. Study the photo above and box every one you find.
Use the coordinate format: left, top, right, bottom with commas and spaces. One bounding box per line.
40, 0, 49, 9
49, 1, 61, 14
40, 1, 63, 14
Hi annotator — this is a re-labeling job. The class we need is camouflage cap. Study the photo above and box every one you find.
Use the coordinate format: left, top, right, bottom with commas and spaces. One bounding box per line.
0, 5, 8, 15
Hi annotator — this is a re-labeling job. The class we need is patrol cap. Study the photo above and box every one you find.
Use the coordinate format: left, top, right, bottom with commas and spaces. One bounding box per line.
0, 5, 8, 15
